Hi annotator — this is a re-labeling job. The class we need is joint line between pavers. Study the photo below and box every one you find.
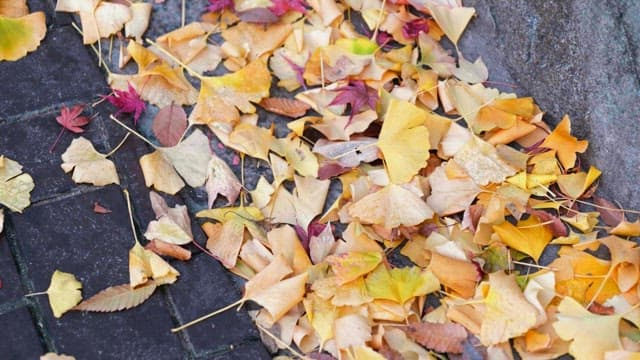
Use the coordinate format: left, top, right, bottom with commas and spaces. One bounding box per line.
29, 185, 111, 209
159, 284, 198, 358
0, 297, 30, 315
0, 99, 99, 126
3, 216, 58, 353
194, 339, 265, 359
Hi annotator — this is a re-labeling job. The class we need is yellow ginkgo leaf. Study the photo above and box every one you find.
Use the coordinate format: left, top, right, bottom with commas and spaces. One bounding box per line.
249, 272, 308, 322
610, 219, 640, 237
599, 236, 640, 292
429, 252, 478, 299
189, 57, 271, 126
303, 293, 337, 347
426, 164, 480, 216
561, 211, 600, 233
0, 155, 34, 212
557, 166, 602, 199
61, 137, 120, 186
453, 136, 516, 186
326, 251, 383, 285
46, 270, 83, 318
227, 123, 276, 162
426, 4, 476, 45
540, 115, 588, 169
378, 99, 430, 184
365, 265, 439, 304
0, 11, 46, 61
198, 206, 265, 268
480, 272, 539, 346
493, 215, 553, 261
552, 297, 622, 360
348, 184, 434, 229
129, 241, 179, 288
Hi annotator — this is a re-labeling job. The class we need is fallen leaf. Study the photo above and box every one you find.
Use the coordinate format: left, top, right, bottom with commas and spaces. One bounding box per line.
0, 10, 46, 61
599, 236, 640, 292
326, 251, 383, 285
40, 353, 75, 360
418, 32, 456, 76
124, 2, 152, 42
493, 215, 553, 261
93, 202, 111, 214
56, 0, 130, 44
56, 105, 90, 134
259, 97, 311, 118
593, 196, 624, 227
74, 281, 157, 312
205, 153, 242, 207
45, 270, 83, 318
453, 136, 516, 186
152, 104, 187, 147
0, 155, 35, 212
129, 241, 179, 288
348, 184, 434, 229
104, 83, 146, 124
145, 239, 192, 261
377, 98, 430, 184
426, 4, 475, 45
429, 252, 479, 298
454, 55, 489, 84
250, 272, 308, 322
329, 80, 378, 124
312, 137, 379, 168
0, 208, 4, 234
426, 163, 480, 216
61, 137, 120, 186
553, 296, 622, 360
610, 219, 640, 237
365, 265, 439, 304
403, 322, 468, 353
540, 115, 588, 169
155, 22, 222, 74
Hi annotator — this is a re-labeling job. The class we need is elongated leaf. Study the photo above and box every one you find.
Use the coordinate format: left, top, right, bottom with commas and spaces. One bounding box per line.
74, 282, 157, 312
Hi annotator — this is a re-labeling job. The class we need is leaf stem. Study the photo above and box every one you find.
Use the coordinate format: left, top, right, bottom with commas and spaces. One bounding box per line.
511, 261, 557, 271
49, 128, 65, 153
123, 189, 140, 245
171, 299, 243, 332
255, 322, 309, 360
145, 39, 203, 80
105, 133, 131, 158
181, 0, 186, 27
109, 115, 157, 148
24, 291, 48, 297
71, 22, 113, 77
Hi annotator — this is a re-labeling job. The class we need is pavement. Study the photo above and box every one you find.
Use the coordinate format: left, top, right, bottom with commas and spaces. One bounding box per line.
0, 0, 638, 359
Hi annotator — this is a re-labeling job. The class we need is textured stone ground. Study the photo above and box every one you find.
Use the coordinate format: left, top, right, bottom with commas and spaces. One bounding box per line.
0, 0, 638, 359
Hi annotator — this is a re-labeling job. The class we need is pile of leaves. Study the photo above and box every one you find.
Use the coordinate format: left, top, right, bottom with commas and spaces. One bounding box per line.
2, 0, 640, 359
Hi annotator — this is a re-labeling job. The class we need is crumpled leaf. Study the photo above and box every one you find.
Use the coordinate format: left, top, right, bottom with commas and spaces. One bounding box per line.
0, 155, 35, 212
74, 281, 157, 312
0, 10, 46, 61
493, 215, 553, 261
198, 206, 265, 268
403, 322, 468, 353
151, 104, 187, 147
365, 265, 439, 304
129, 241, 179, 288
105, 83, 146, 124
145, 239, 191, 261
348, 184, 434, 229
61, 137, 120, 186
540, 115, 588, 169
378, 99, 430, 184
426, 164, 480, 216
46, 270, 83, 318
144, 191, 193, 245
453, 136, 516, 186
205, 153, 242, 207
312, 137, 378, 168
480, 272, 539, 346
553, 297, 622, 360
56, 105, 90, 133
139, 129, 212, 194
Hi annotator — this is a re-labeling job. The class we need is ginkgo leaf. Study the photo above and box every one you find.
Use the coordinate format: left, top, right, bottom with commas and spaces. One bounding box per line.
418, 32, 456, 76
0, 12, 46, 61
0, 0, 28, 17
480, 272, 539, 346
429, 252, 479, 298
250, 272, 308, 322
198, 206, 265, 268
129, 241, 179, 288
303, 293, 337, 347
205, 153, 242, 207
155, 22, 221, 74
493, 215, 553, 261
453, 136, 516, 186
144, 193, 193, 246
189, 57, 271, 126
0, 155, 34, 212
454, 55, 489, 84
227, 123, 276, 162
61, 137, 120, 186
74, 281, 157, 312
557, 166, 602, 199
540, 115, 588, 169
553, 296, 623, 360
378, 98, 430, 184
124, 2, 152, 42
46, 270, 83, 318
40, 353, 75, 360
599, 236, 640, 292
426, 164, 480, 216
426, 4, 476, 45
365, 265, 439, 304
334, 313, 372, 351
610, 219, 640, 237
326, 251, 383, 285
140, 129, 212, 194
348, 184, 433, 229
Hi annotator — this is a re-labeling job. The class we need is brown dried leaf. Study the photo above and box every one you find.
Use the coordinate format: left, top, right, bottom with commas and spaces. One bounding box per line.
259, 97, 311, 118
593, 196, 624, 227
145, 239, 192, 261
73, 282, 157, 312
152, 104, 188, 147
93, 202, 111, 214
403, 322, 468, 353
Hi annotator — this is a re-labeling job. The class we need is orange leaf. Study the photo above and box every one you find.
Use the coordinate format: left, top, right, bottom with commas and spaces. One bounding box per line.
540, 115, 588, 169
259, 97, 311, 118
403, 322, 468, 353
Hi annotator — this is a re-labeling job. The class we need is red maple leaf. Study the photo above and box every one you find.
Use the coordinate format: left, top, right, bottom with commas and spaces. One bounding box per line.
50, 104, 91, 152
207, 0, 234, 12
269, 0, 307, 16
329, 80, 378, 126
104, 83, 146, 124
402, 19, 429, 40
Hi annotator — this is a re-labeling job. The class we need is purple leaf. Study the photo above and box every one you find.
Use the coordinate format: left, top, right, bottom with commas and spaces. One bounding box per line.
329, 80, 378, 126
104, 83, 146, 124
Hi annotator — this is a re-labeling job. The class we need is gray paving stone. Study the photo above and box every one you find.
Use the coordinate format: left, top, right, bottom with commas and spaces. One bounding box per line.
168, 253, 264, 356
10, 186, 186, 359
0, 25, 106, 119
201, 341, 271, 360
0, 108, 110, 202
0, 234, 24, 303
0, 307, 44, 360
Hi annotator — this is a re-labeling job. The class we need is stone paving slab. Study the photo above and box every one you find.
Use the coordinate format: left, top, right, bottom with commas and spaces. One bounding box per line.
0, 234, 24, 303
0, 307, 45, 360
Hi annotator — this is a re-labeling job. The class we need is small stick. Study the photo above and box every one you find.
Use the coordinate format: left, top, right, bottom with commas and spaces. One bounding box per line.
109, 115, 157, 148
171, 299, 244, 332
105, 133, 131, 157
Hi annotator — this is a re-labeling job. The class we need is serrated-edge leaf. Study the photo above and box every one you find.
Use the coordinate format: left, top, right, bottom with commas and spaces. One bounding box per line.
73, 282, 156, 312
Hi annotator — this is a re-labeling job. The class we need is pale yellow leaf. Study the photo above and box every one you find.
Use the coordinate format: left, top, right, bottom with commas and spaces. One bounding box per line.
0, 155, 34, 212
46, 270, 83, 318
60, 137, 119, 186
